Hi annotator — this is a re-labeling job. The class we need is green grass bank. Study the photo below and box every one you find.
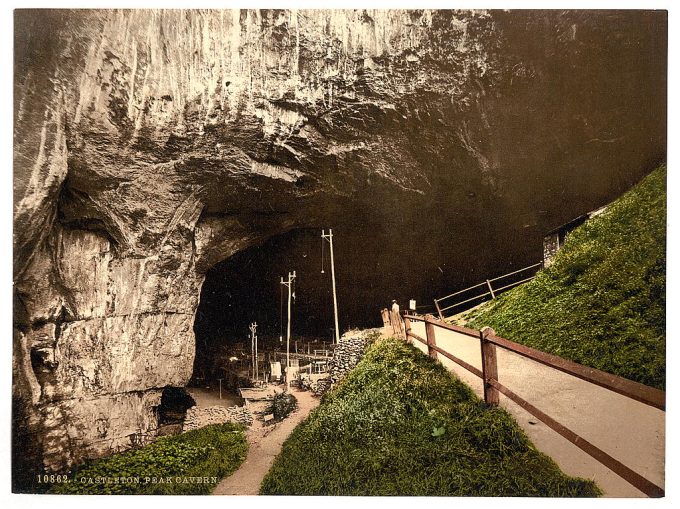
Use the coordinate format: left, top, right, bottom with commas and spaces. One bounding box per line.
51, 423, 248, 495
466, 164, 666, 389
260, 337, 600, 496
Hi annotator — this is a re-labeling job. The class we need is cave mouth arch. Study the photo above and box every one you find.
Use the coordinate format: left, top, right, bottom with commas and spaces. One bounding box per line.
156, 387, 196, 435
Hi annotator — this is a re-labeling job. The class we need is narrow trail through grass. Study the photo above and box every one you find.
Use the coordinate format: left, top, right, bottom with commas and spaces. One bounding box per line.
213, 389, 320, 495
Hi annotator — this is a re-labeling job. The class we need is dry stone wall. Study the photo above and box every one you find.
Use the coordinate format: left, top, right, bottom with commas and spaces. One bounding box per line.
182, 405, 253, 432
325, 330, 383, 387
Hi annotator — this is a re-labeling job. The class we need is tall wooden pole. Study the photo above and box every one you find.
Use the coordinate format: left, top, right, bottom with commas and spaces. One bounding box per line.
281, 271, 296, 388
286, 275, 291, 387
322, 229, 340, 344
249, 322, 257, 380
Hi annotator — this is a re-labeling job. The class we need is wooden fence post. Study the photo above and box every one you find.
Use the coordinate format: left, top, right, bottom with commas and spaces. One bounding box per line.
434, 299, 444, 320
403, 316, 411, 343
381, 308, 390, 328
480, 326, 499, 405
425, 314, 438, 360
486, 279, 496, 299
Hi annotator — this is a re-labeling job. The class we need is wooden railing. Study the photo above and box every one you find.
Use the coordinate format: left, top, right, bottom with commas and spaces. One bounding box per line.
381, 307, 404, 337
434, 262, 543, 319
395, 313, 665, 498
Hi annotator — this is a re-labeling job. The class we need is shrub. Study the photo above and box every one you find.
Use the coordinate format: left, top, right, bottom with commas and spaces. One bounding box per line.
265, 392, 298, 423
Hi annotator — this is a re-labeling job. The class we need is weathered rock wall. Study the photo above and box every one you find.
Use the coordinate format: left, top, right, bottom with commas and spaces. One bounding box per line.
14, 9, 498, 478
12, 9, 666, 482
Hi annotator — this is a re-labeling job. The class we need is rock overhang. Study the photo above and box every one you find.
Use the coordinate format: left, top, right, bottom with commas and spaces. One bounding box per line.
12, 9, 666, 482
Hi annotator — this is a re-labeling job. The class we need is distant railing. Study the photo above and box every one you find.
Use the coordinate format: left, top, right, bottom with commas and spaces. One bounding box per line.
391, 312, 665, 498
434, 262, 543, 320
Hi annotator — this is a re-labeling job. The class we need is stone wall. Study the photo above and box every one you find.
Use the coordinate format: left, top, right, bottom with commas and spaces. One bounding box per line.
328, 331, 380, 385
182, 406, 253, 432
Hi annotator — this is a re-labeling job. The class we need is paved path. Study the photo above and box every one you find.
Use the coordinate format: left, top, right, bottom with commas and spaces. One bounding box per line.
391, 323, 665, 497
212, 388, 320, 495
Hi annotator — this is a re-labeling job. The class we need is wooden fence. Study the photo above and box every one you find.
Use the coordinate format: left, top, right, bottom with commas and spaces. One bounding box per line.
434, 262, 543, 319
381, 308, 404, 336
391, 312, 665, 498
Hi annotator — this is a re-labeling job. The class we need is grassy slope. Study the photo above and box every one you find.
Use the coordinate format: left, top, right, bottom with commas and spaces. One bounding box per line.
466, 165, 666, 389
260, 337, 600, 496
51, 423, 248, 495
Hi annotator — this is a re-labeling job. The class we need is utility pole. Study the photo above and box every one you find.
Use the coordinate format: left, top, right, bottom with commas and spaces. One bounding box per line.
280, 271, 296, 388
249, 322, 257, 381
322, 229, 340, 344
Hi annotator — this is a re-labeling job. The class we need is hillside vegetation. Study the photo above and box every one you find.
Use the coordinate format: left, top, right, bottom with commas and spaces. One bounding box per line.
51, 423, 247, 495
466, 165, 666, 389
260, 337, 599, 496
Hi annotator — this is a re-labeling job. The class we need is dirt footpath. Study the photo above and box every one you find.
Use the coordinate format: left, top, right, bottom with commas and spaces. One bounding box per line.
403, 322, 665, 497
212, 388, 320, 495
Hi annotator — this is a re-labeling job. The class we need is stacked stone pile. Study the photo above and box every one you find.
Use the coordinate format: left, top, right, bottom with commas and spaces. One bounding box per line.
300, 376, 332, 395
182, 405, 253, 432
294, 333, 371, 396
329, 333, 373, 385
225, 406, 254, 426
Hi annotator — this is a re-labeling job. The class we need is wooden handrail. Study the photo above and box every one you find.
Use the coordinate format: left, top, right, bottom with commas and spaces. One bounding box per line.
404, 314, 665, 411
438, 291, 492, 313
434, 262, 542, 318
488, 262, 543, 282
408, 331, 427, 344
434, 281, 488, 302
486, 331, 665, 411
406, 328, 482, 377
398, 312, 666, 497
404, 314, 479, 338
489, 379, 664, 498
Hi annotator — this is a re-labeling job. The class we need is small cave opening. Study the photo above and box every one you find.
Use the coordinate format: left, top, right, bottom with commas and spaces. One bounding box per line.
156, 387, 196, 436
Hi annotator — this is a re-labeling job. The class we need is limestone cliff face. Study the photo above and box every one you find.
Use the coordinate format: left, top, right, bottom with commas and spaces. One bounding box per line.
13, 9, 666, 478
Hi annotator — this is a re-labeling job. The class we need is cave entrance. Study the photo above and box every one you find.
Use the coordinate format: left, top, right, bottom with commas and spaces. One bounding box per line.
156, 387, 195, 436
191, 229, 341, 393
